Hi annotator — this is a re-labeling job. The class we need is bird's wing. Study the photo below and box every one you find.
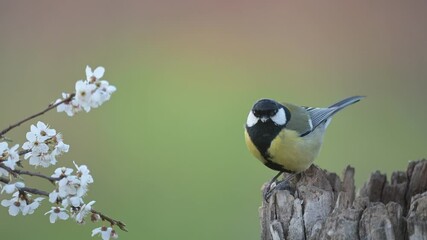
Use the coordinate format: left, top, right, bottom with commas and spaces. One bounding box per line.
303, 107, 337, 130
281, 103, 312, 136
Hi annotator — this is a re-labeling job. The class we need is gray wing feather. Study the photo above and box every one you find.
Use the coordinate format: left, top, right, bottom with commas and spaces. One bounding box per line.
305, 107, 337, 130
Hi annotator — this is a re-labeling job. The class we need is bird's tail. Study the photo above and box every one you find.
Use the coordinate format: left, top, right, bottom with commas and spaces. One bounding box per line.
301, 96, 365, 134
328, 96, 365, 110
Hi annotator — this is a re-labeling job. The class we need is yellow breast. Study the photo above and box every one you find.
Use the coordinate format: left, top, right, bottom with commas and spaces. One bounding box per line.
245, 127, 324, 173
244, 130, 266, 164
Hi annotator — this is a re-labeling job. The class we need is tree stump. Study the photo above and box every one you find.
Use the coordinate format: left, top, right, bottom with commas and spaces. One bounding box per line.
259, 159, 427, 240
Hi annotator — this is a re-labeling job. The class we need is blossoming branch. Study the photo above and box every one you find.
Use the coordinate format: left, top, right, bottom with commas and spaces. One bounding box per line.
0, 66, 126, 240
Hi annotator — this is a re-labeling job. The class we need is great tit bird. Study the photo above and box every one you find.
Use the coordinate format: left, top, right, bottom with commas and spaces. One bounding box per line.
244, 96, 364, 198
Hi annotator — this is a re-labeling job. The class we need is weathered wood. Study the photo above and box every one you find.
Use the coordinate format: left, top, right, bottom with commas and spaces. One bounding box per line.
260, 159, 427, 240
382, 171, 407, 210
407, 192, 427, 240
359, 171, 387, 203
359, 202, 399, 240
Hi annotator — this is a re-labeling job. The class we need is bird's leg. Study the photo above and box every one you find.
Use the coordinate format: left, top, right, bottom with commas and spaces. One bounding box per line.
264, 172, 297, 202
269, 171, 284, 189
263, 171, 283, 202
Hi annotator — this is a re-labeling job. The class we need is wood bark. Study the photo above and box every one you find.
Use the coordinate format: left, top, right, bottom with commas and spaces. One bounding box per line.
259, 159, 427, 240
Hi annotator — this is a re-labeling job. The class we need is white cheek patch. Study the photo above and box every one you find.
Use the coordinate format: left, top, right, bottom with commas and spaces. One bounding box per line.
271, 108, 287, 126
246, 111, 259, 127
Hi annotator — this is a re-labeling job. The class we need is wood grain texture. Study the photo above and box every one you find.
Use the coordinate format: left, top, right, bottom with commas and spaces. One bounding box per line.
259, 159, 427, 240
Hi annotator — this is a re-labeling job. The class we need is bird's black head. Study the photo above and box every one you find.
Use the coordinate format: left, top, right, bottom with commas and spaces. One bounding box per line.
246, 99, 289, 127
252, 99, 280, 118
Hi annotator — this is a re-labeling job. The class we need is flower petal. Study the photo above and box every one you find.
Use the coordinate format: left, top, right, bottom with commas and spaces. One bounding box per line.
0, 142, 8, 152
86, 66, 93, 79
93, 67, 105, 79
26, 132, 36, 142
9, 205, 20, 216
1, 199, 11, 207
37, 121, 47, 130
91, 227, 102, 237
49, 213, 58, 223
58, 211, 69, 220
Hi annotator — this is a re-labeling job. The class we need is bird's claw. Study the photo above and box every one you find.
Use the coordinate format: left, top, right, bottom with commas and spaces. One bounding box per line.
263, 179, 296, 203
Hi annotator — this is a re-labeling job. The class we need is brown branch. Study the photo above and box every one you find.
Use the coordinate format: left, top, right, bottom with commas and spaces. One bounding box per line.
14, 168, 61, 183
0, 176, 9, 184
20, 186, 50, 196
0, 163, 60, 183
0, 164, 18, 178
0, 93, 75, 137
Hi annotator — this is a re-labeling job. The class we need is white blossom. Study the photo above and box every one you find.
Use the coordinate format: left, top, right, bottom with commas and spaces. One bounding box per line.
52, 167, 73, 178
56, 93, 82, 116
22, 122, 68, 168
60, 195, 84, 208
28, 151, 57, 168
88, 66, 116, 109
86, 66, 105, 82
67, 196, 84, 208
74, 200, 96, 223
90, 80, 116, 108
1, 65, 120, 239
22, 132, 49, 156
31, 121, 56, 140
22, 197, 44, 215
92, 226, 118, 240
1, 192, 26, 216
45, 207, 69, 223
53, 140, 70, 156
58, 175, 81, 198
52, 165, 92, 208
0, 142, 20, 170
49, 190, 60, 203
75, 80, 96, 112
1, 182, 25, 194
74, 161, 94, 187
56, 66, 116, 116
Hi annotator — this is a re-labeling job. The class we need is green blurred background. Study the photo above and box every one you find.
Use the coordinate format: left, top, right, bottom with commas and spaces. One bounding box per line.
1, 1, 427, 239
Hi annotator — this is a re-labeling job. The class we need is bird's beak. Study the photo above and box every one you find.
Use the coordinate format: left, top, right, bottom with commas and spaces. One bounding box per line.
260, 117, 269, 122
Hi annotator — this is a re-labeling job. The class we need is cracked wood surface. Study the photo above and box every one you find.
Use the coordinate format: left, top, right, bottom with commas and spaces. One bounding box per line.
259, 159, 427, 240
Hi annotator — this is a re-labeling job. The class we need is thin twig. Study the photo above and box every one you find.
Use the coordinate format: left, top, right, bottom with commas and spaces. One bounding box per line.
20, 186, 50, 196
0, 164, 18, 178
19, 149, 31, 156
14, 168, 61, 183
0, 163, 60, 183
91, 209, 128, 232
0, 93, 75, 137
0, 176, 9, 184
17, 185, 127, 232
0, 163, 127, 232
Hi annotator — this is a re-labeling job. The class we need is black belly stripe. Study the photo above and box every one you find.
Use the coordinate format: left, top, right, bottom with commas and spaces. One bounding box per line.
264, 161, 295, 173
246, 121, 280, 159
246, 120, 294, 173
